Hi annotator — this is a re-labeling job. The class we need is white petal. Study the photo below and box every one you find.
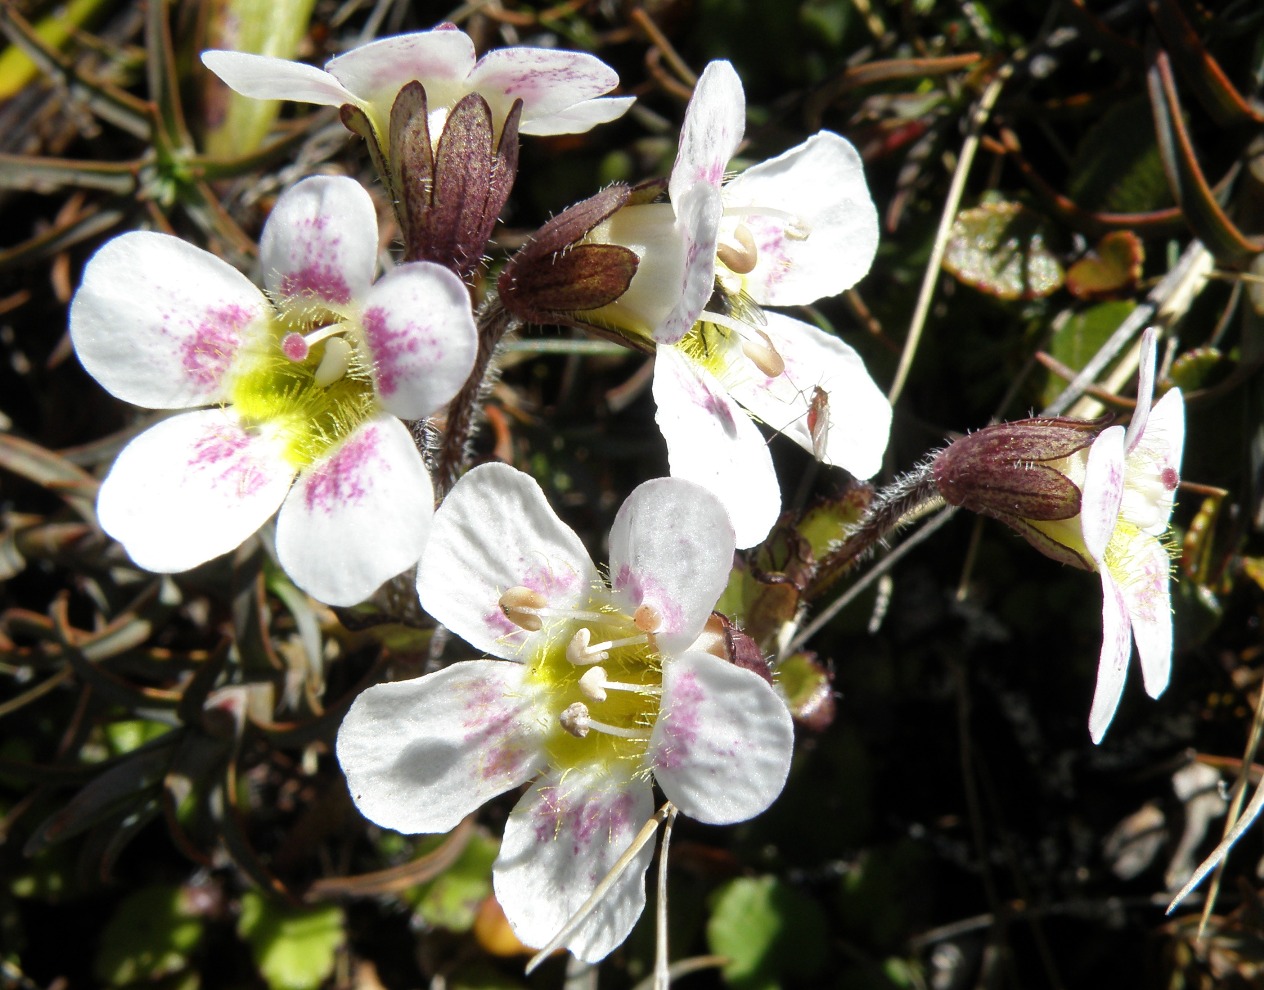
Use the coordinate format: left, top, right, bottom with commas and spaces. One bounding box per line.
336, 659, 548, 834
722, 131, 878, 305
70, 232, 268, 408
1081, 426, 1126, 564
648, 651, 793, 824
724, 313, 891, 478
1122, 388, 1184, 536
494, 768, 655, 962
260, 175, 378, 306
417, 463, 599, 661
1125, 327, 1159, 451
652, 347, 781, 549
519, 96, 635, 136
97, 408, 293, 572
275, 416, 433, 607
201, 50, 355, 107
607, 479, 734, 653
668, 60, 744, 207
1089, 568, 1134, 744
325, 30, 476, 107
470, 48, 620, 125
358, 262, 478, 420
1116, 534, 1174, 699
655, 181, 723, 345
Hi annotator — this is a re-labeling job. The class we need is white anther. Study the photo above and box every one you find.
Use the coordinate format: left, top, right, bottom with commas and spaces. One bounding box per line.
741, 331, 785, 378
567, 627, 607, 665
560, 702, 591, 738
499, 586, 547, 631
313, 336, 352, 387
716, 224, 759, 275
578, 666, 610, 702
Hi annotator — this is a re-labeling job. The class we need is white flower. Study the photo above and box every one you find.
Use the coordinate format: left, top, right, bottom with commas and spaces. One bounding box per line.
201, 24, 633, 147
577, 60, 890, 547
70, 175, 478, 606
336, 463, 794, 961
1076, 331, 1184, 743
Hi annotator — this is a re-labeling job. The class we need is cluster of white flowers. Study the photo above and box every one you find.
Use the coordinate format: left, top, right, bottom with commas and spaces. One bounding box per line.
68, 21, 1186, 968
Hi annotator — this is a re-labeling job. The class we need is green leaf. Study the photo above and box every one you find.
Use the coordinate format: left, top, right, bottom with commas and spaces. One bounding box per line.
706, 876, 828, 990
1041, 299, 1136, 407
411, 831, 499, 932
943, 202, 1064, 300
1065, 231, 1144, 300
94, 884, 204, 985
1068, 95, 1172, 215
237, 892, 345, 990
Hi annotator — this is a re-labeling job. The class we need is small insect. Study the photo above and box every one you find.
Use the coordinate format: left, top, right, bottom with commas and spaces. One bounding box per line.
806, 385, 829, 459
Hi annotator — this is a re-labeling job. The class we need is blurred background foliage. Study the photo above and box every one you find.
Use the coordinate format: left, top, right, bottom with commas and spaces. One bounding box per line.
1, 0, 1263, 987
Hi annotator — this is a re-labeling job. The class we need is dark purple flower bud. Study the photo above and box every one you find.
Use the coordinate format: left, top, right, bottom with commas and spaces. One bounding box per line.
498, 184, 642, 336
932, 415, 1108, 569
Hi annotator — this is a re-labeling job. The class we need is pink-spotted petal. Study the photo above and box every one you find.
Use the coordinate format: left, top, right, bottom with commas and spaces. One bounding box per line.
201, 50, 355, 107
518, 95, 635, 136
655, 180, 723, 345
724, 313, 890, 478
721, 131, 878, 305
260, 176, 378, 307
494, 768, 655, 963
358, 261, 478, 420
470, 48, 622, 128
275, 416, 433, 607
1116, 535, 1174, 700
336, 659, 547, 835
668, 60, 745, 207
1089, 568, 1134, 744
607, 479, 734, 653
97, 408, 294, 573
324, 29, 476, 107
1122, 388, 1184, 536
417, 463, 599, 661
649, 651, 793, 824
1081, 426, 1126, 564
653, 347, 781, 549
70, 232, 267, 409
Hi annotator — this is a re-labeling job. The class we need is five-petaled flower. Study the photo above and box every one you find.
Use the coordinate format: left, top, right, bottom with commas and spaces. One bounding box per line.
933, 329, 1184, 742
503, 59, 890, 547
70, 175, 478, 606
201, 24, 633, 149
336, 463, 794, 961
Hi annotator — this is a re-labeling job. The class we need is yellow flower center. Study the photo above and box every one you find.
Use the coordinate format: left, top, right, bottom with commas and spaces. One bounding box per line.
227, 312, 376, 470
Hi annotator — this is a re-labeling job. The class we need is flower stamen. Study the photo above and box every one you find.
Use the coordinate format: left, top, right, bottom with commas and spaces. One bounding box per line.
578, 665, 663, 702
559, 702, 649, 741
716, 224, 758, 275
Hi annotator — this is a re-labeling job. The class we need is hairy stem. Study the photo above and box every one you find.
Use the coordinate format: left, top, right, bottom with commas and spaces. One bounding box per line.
433, 295, 515, 496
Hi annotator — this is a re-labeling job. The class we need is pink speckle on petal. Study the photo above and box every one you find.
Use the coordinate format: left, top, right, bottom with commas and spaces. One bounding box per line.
531, 785, 637, 855
280, 263, 351, 304
189, 428, 270, 498
456, 677, 534, 782
653, 669, 705, 771
362, 306, 443, 398
180, 304, 251, 388
1161, 466, 1179, 490
301, 426, 384, 513
277, 216, 353, 304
